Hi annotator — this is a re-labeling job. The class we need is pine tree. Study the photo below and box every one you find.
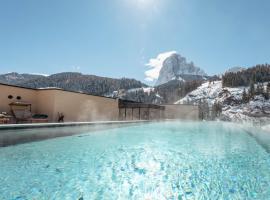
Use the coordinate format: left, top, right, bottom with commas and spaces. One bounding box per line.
198, 99, 209, 120
212, 101, 222, 119
256, 83, 264, 95
265, 82, 270, 100
204, 99, 210, 120
252, 73, 257, 84
242, 88, 249, 103
198, 99, 203, 120
222, 64, 270, 87
249, 82, 255, 99
211, 102, 217, 120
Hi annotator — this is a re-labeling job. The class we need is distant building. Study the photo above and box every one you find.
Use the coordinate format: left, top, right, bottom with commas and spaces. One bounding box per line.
0, 83, 199, 123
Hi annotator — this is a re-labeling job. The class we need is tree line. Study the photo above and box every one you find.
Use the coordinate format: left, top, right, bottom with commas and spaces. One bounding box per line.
222, 64, 270, 87
156, 80, 203, 104
242, 82, 270, 102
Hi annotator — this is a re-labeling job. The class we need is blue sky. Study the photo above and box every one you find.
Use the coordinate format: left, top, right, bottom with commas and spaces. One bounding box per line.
0, 0, 270, 84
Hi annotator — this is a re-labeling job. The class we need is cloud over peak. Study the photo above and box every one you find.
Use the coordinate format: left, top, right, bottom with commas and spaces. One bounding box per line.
145, 51, 177, 82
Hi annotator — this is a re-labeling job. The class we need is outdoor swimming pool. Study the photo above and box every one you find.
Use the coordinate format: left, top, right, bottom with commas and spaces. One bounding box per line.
0, 121, 270, 199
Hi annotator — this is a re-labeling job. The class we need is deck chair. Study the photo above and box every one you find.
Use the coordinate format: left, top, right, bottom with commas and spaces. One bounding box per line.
10, 102, 48, 124
12, 109, 32, 123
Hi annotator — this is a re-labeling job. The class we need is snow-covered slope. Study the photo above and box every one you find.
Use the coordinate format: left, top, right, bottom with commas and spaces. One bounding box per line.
176, 81, 270, 124
108, 87, 164, 104
0, 72, 45, 85
175, 81, 244, 105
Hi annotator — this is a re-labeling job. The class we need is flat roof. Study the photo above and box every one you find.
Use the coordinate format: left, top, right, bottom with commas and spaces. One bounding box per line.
0, 82, 37, 91
0, 82, 117, 100
0, 83, 165, 108
162, 104, 199, 106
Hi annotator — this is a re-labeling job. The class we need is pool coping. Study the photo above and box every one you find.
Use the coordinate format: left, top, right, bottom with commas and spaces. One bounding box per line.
1, 120, 268, 148
0, 120, 159, 147
0, 120, 153, 130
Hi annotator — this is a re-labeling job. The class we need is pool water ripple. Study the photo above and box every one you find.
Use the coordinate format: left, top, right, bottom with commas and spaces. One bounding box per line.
0, 122, 270, 199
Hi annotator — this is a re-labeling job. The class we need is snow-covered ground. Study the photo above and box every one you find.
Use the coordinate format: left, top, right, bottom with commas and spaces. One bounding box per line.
175, 81, 245, 105
107, 87, 163, 104
176, 81, 270, 124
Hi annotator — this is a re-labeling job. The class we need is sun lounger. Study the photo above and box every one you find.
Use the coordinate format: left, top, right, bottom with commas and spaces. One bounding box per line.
10, 102, 48, 124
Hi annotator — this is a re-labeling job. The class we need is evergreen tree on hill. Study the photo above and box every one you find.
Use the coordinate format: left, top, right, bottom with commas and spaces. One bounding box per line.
249, 82, 255, 99
222, 64, 270, 87
242, 88, 249, 103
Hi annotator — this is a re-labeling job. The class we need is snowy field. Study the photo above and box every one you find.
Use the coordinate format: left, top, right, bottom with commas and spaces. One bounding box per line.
176, 81, 270, 125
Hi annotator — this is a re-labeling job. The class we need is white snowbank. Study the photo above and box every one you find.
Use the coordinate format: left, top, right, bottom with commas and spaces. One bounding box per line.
176, 81, 270, 124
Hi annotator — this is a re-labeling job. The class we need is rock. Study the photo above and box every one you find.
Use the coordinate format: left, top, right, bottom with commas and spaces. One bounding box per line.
156, 53, 207, 85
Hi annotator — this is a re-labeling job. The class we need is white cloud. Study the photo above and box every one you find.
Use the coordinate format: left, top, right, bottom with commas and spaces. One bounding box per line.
144, 51, 177, 82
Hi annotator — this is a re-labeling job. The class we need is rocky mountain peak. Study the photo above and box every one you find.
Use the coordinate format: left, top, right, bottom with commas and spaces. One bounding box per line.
156, 53, 207, 85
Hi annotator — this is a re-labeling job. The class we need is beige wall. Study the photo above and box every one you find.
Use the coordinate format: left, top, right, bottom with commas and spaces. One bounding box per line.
140, 108, 149, 120
132, 108, 140, 120
0, 84, 119, 122
163, 104, 199, 120
0, 84, 38, 114
119, 108, 125, 120
125, 108, 133, 121
36, 90, 56, 122
149, 108, 162, 120
0, 84, 200, 123
51, 90, 119, 122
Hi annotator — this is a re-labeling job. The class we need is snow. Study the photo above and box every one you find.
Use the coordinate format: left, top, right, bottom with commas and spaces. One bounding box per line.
175, 81, 246, 105
124, 87, 155, 95
38, 87, 62, 90
175, 81, 270, 124
145, 51, 177, 82
145, 52, 206, 85
172, 76, 185, 82
142, 87, 155, 94
29, 73, 49, 77
155, 93, 162, 98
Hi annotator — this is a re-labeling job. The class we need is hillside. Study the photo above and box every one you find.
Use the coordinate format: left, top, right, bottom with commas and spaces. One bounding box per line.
0, 72, 44, 85
0, 72, 147, 96
176, 81, 270, 124
0, 72, 205, 104
222, 64, 270, 87
109, 80, 203, 104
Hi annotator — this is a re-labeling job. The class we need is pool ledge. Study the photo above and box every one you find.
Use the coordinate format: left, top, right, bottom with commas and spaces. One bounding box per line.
0, 120, 151, 130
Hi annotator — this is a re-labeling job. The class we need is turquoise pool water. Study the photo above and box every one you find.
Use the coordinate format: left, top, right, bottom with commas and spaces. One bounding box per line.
0, 122, 270, 200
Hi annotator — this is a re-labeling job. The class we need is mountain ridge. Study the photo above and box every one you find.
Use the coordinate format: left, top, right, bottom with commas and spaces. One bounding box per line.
155, 53, 207, 85
0, 72, 205, 104
0, 72, 147, 96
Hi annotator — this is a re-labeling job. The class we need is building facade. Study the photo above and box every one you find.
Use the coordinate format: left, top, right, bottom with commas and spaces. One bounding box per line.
0, 83, 199, 123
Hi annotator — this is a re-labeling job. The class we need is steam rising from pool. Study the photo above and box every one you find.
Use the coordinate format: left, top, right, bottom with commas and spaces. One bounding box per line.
0, 122, 270, 199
